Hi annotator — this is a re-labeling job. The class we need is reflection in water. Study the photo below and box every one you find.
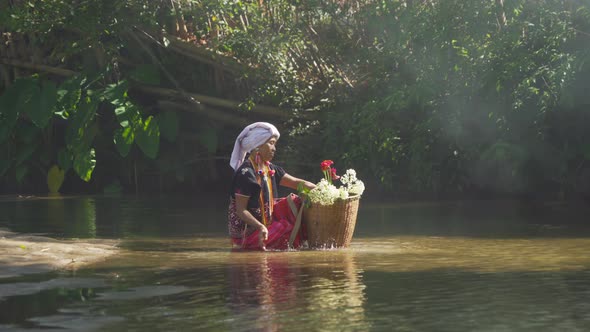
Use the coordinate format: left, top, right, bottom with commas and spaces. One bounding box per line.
2, 234, 590, 331
2, 197, 590, 331
228, 254, 296, 332
0, 285, 101, 328
227, 251, 370, 332
63, 197, 96, 238
0, 196, 97, 238
300, 252, 370, 332
362, 268, 590, 331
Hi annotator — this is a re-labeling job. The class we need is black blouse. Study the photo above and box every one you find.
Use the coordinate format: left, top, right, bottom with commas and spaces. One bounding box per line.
228, 159, 286, 238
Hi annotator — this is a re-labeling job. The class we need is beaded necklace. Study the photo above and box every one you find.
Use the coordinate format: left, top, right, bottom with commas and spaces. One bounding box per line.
249, 154, 275, 226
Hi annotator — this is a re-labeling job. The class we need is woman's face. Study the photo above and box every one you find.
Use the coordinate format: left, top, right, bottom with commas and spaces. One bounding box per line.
257, 136, 278, 162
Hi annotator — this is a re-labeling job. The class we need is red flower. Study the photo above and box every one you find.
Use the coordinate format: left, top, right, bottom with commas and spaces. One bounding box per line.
320, 160, 334, 171
331, 168, 340, 181
268, 169, 276, 176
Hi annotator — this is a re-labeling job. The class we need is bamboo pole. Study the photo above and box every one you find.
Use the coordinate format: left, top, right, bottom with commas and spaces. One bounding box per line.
136, 85, 291, 118
157, 100, 249, 127
0, 57, 77, 77
0, 56, 295, 120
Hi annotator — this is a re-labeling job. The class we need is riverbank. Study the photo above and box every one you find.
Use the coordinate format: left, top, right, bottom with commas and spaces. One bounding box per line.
0, 229, 119, 279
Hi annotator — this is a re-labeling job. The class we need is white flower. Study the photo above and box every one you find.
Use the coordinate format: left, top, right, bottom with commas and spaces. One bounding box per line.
339, 169, 357, 185
307, 169, 365, 205
308, 179, 340, 205
340, 169, 365, 196
339, 187, 349, 200
348, 180, 365, 196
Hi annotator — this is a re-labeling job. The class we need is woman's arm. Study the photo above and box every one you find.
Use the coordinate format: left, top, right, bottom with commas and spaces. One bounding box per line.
235, 194, 268, 247
280, 173, 316, 191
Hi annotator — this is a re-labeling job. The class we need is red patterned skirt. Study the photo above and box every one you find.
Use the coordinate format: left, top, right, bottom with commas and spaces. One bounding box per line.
231, 194, 306, 250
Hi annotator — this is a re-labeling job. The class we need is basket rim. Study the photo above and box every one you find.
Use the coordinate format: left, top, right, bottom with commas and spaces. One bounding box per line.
305, 194, 361, 208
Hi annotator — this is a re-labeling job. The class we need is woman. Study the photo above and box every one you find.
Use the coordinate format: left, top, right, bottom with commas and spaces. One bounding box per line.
228, 122, 315, 250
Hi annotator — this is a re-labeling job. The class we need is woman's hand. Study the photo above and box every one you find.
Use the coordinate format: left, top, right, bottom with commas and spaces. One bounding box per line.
280, 173, 316, 191
236, 194, 269, 249
258, 224, 269, 249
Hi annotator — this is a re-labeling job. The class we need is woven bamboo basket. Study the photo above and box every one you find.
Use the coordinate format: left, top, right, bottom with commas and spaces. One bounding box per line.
303, 195, 361, 249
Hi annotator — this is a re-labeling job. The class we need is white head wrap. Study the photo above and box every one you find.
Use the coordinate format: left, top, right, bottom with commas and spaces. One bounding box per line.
230, 122, 280, 171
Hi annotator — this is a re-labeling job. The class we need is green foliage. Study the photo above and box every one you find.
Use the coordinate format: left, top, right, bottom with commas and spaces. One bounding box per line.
314, 0, 590, 197
0, 70, 163, 189
1, 0, 589, 198
114, 127, 134, 158
105, 82, 161, 159
102, 81, 129, 107
135, 115, 160, 159
113, 102, 141, 131
55, 76, 84, 120
73, 148, 96, 182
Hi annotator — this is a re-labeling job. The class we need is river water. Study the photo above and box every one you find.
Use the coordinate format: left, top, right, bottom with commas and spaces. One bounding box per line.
1, 195, 590, 331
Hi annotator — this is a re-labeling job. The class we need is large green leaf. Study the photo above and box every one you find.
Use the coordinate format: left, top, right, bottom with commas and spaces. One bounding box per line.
114, 126, 134, 157
55, 76, 85, 119
135, 116, 160, 159
157, 111, 178, 142
130, 65, 160, 85
27, 80, 57, 128
103, 80, 129, 106
73, 148, 96, 182
65, 95, 99, 153
114, 102, 141, 128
